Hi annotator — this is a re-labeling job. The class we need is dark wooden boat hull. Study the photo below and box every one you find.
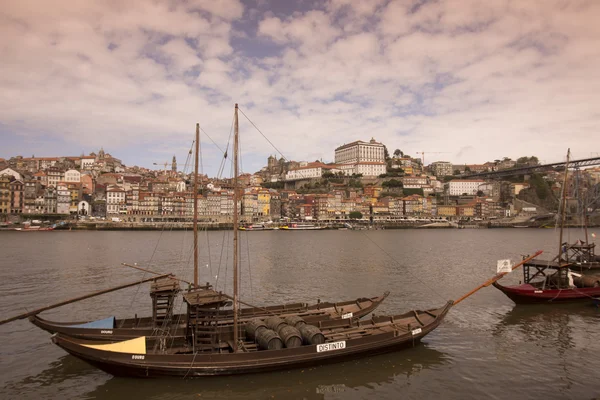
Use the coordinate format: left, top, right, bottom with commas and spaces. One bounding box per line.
493, 282, 600, 304
30, 293, 389, 341
51, 302, 452, 378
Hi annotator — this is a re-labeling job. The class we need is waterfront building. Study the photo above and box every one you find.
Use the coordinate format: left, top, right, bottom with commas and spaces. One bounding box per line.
9, 180, 24, 214
106, 185, 126, 215
257, 189, 271, 217
0, 175, 11, 214
44, 186, 57, 214
77, 200, 91, 216
23, 180, 41, 214
56, 183, 71, 214
437, 205, 457, 217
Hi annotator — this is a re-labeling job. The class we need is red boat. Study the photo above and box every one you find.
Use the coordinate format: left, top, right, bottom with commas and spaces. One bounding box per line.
493, 280, 600, 304
494, 149, 600, 305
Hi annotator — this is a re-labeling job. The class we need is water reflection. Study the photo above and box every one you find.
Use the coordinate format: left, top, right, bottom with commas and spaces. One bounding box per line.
493, 304, 598, 353
81, 344, 449, 400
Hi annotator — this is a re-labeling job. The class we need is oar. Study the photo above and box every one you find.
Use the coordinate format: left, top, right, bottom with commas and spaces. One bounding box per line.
454, 250, 543, 305
0, 274, 171, 325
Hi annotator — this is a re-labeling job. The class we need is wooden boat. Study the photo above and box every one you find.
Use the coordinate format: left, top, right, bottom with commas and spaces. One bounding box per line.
492, 280, 600, 304
30, 291, 389, 341
48, 105, 452, 378
494, 149, 600, 304
50, 301, 453, 377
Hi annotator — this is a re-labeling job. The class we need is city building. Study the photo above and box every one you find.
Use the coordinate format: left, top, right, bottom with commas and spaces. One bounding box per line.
334, 138, 387, 176
447, 179, 486, 196
431, 161, 453, 177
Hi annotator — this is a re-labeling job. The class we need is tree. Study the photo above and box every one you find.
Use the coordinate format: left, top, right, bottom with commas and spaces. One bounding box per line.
476, 190, 485, 197
349, 211, 363, 220
383, 146, 390, 161
393, 149, 403, 158
382, 179, 403, 188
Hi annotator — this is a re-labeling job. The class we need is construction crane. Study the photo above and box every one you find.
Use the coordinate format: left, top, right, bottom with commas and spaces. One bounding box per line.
415, 151, 450, 165
153, 156, 177, 174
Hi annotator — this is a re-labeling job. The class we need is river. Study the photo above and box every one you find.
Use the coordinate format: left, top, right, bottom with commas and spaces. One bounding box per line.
1, 228, 599, 399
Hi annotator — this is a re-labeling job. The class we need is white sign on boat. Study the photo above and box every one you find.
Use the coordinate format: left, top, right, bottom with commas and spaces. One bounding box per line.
341, 312, 353, 319
316, 341, 346, 353
497, 259, 513, 273
411, 328, 422, 335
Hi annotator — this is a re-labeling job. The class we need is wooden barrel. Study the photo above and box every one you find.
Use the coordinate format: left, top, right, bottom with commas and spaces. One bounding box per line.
284, 315, 306, 328
256, 329, 283, 350
573, 275, 600, 288
265, 316, 286, 332
245, 318, 267, 341
277, 325, 303, 348
299, 324, 325, 345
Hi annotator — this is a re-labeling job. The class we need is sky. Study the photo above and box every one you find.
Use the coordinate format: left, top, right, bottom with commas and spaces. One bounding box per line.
1, 0, 600, 176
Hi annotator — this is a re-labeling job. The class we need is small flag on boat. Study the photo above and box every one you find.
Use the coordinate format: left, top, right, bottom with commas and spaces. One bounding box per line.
592, 233, 597, 238
497, 259, 513, 274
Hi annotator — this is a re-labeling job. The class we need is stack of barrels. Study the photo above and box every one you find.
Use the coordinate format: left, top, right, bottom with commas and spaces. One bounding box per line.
245, 315, 325, 350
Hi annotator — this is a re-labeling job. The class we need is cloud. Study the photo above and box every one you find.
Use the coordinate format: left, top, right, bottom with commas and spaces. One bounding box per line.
1, 0, 600, 174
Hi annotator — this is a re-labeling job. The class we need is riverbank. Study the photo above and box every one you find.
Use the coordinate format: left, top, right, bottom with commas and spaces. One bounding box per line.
3, 221, 592, 231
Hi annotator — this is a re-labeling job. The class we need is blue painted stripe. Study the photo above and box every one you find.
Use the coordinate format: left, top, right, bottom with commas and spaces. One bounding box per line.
67, 316, 116, 329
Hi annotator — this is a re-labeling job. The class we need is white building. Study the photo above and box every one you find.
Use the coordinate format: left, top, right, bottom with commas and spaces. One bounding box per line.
64, 169, 81, 183
77, 200, 91, 216
285, 162, 341, 181
0, 167, 22, 180
334, 138, 385, 165
334, 138, 387, 176
80, 156, 96, 170
448, 179, 485, 196
106, 186, 126, 215
355, 162, 386, 176
56, 183, 71, 214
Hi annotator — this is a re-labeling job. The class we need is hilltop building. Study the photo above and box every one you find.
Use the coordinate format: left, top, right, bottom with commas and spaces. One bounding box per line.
334, 138, 386, 176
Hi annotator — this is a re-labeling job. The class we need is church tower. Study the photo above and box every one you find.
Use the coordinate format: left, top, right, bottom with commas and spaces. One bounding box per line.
172, 155, 177, 173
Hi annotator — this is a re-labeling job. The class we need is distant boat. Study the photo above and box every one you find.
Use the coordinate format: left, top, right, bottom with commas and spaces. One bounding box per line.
281, 223, 325, 230
239, 224, 275, 231
15, 224, 54, 232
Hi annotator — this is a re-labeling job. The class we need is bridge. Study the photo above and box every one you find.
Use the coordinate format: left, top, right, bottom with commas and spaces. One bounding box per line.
461, 156, 600, 179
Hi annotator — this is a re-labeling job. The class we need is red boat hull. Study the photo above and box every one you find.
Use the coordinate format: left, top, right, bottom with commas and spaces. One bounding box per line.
493, 282, 600, 304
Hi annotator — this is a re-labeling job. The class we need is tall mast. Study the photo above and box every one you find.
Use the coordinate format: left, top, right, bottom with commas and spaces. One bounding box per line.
232, 104, 240, 352
558, 148, 570, 266
193, 123, 199, 287
580, 169, 589, 246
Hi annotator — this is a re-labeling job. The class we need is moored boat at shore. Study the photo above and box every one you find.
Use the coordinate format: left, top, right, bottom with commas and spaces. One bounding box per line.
50, 301, 453, 377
